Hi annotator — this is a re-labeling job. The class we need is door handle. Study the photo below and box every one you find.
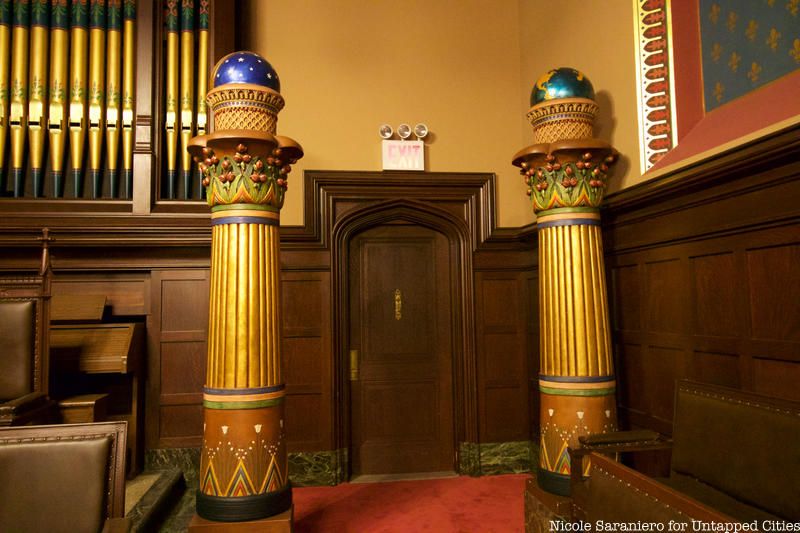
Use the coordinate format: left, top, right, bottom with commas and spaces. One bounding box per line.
349, 349, 359, 381
394, 288, 402, 320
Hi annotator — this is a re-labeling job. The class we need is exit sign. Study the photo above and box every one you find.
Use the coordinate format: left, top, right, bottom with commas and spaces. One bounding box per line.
382, 140, 424, 171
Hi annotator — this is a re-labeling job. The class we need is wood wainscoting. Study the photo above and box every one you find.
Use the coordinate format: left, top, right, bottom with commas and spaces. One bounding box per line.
290, 171, 538, 478
602, 123, 800, 437
0, 171, 539, 481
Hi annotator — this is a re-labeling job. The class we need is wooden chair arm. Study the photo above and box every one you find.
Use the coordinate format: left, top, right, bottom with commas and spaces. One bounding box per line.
0, 392, 48, 413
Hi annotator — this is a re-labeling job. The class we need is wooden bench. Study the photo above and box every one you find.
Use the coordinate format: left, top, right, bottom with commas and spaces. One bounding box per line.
570, 380, 800, 525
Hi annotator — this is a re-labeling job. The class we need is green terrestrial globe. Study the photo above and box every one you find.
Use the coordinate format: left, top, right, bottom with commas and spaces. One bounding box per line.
530, 67, 595, 106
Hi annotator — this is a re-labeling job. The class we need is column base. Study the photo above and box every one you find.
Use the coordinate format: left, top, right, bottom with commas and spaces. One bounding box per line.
196, 482, 292, 522
537, 468, 571, 497
524, 476, 572, 533
189, 505, 293, 532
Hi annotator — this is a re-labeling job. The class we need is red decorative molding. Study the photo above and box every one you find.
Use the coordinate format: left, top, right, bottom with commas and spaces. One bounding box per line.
634, 0, 678, 172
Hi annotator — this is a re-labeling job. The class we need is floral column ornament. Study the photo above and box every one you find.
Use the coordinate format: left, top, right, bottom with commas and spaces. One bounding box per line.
188, 51, 302, 522
512, 68, 618, 496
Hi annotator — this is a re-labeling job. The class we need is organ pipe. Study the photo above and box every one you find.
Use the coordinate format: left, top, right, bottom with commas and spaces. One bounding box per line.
48, 0, 69, 197
28, 0, 48, 197
10, 0, 29, 197
87, 0, 105, 198
105, 0, 121, 197
121, 0, 135, 198
69, 0, 89, 196
164, 0, 178, 199
0, 0, 11, 194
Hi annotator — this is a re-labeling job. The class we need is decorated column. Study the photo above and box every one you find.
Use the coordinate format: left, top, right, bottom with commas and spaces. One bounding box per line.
188, 52, 303, 522
512, 68, 619, 496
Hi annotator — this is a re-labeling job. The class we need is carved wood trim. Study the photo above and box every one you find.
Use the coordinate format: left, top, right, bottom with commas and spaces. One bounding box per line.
331, 199, 479, 463
602, 122, 800, 253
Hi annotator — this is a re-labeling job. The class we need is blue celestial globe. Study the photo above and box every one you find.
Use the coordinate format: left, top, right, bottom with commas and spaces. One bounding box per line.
212, 51, 281, 92
530, 67, 595, 106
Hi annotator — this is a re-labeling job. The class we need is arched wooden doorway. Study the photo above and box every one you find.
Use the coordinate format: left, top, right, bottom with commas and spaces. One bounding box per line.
332, 199, 476, 478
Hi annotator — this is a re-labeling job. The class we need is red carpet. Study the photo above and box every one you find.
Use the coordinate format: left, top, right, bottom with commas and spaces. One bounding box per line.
293, 474, 528, 533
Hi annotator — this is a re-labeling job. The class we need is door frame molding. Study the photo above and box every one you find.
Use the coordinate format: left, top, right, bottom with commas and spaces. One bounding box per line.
333, 199, 476, 475
308, 170, 498, 477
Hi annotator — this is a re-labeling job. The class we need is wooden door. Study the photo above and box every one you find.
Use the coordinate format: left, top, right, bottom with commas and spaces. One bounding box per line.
349, 223, 455, 475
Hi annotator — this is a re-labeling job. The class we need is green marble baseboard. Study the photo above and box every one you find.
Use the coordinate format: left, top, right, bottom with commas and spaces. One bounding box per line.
459, 440, 537, 476
480, 441, 536, 475
145, 448, 201, 487
288, 449, 348, 486
458, 442, 482, 476
144, 442, 533, 489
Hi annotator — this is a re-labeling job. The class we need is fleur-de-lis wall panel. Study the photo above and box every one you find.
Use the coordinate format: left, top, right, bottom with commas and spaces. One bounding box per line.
700, 0, 800, 110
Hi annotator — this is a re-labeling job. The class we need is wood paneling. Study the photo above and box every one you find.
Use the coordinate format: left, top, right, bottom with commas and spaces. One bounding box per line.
746, 244, 800, 343
1, 171, 538, 463
691, 253, 743, 338
148, 270, 209, 448
474, 271, 533, 443
281, 271, 332, 452
603, 123, 800, 435
52, 273, 149, 316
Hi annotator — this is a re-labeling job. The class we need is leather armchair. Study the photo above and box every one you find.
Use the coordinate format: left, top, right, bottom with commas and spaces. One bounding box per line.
0, 421, 130, 532
0, 230, 56, 426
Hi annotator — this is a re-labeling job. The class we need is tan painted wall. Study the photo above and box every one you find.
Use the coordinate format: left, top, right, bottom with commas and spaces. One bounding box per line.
518, 0, 641, 194
241, 0, 641, 227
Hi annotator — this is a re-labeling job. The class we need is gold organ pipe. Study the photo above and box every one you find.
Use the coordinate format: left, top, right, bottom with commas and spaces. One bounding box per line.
28, 0, 48, 197
105, 0, 121, 197
9, 0, 29, 197
0, 0, 11, 193
88, 0, 106, 198
179, 0, 193, 199
48, 0, 69, 197
195, 0, 208, 198
164, 0, 178, 199
70, 0, 88, 196
121, 0, 135, 198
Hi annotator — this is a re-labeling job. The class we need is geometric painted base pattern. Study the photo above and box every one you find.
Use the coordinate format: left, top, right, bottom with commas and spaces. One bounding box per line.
538, 378, 616, 479
199, 387, 287, 498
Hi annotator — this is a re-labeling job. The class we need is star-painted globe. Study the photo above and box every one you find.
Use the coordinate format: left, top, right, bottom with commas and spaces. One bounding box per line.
530, 67, 595, 106
212, 51, 281, 92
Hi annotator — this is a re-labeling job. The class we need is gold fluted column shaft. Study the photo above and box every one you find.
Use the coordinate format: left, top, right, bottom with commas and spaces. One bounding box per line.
190, 51, 303, 522
207, 221, 282, 389
538, 222, 612, 377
